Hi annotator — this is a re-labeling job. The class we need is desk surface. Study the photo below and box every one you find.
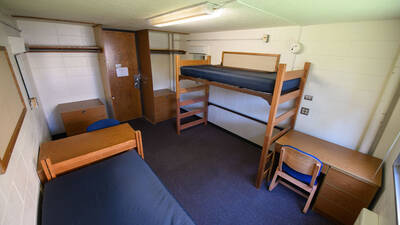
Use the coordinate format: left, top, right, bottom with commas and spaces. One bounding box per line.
276, 130, 382, 187
38, 123, 136, 172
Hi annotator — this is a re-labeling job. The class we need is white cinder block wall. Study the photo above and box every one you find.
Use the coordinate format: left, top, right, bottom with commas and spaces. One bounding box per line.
184, 20, 400, 149
18, 20, 105, 135
0, 12, 50, 225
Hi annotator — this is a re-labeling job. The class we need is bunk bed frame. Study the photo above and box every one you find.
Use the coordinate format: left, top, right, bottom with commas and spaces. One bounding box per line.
175, 51, 310, 188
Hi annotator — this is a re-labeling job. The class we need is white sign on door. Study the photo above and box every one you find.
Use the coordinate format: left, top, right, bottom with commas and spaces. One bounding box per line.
116, 67, 129, 77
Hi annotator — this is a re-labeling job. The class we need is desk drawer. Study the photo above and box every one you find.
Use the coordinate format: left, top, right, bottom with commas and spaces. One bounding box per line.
314, 196, 358, 225
318, 182, 367, 215
324, 168, 377, 202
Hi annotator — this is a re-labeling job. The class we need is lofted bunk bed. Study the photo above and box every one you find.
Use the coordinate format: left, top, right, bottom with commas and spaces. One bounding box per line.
174, 51, 311, 188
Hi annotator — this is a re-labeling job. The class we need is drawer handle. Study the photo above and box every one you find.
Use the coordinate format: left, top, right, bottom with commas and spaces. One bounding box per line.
81, 110, 86, 114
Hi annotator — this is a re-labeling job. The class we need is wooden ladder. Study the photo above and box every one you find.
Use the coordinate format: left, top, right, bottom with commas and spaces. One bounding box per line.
255, 62, 311, 188
175, 84, 209, 135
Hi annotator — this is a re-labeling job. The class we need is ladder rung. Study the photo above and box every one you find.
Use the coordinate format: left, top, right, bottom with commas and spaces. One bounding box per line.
271, 127, 291, 143
180, 85, 207, 94
180, 96, 207, 106
274, 108, 296, 125
180, 118, 206, 130
179, 108, 205, 119
279, 90, 300, 104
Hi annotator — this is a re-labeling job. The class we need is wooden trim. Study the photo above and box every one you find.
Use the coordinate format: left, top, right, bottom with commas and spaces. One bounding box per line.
27, 45, 102, 53
0, 46, 27, 174
12, 15, 97, 25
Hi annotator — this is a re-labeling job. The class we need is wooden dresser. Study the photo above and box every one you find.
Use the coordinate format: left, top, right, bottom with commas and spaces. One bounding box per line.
276, 130, 382, 225
58, 99, 107, 136
154, 89, 176, 123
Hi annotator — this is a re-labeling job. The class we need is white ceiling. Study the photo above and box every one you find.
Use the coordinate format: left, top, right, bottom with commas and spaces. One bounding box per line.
0, 0, 399, 33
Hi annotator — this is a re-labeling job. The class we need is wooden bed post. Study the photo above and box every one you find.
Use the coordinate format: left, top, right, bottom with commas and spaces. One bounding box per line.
175, 55, 182, 135
256, 64, 286, 188
255, 62, 311, 189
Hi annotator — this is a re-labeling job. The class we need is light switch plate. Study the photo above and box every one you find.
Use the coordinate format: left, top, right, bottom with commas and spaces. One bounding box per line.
304, 95, 313, 101
300, 107, 309, 116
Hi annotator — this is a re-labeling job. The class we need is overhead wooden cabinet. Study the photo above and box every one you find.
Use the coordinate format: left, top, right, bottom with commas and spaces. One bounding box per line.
136, 30, 184, 123
94, 26, 142, 122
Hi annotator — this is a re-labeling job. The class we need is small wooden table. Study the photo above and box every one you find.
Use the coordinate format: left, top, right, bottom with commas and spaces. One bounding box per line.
37, 124, 143, 182
275, 130, 382, 225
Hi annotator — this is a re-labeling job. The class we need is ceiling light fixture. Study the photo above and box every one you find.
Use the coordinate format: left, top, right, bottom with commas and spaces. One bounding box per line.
148, 1, 228, 27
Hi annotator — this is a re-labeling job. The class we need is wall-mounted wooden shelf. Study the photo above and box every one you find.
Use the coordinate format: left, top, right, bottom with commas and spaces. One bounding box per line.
150, 49, 186, 54
27, 45, 102, 53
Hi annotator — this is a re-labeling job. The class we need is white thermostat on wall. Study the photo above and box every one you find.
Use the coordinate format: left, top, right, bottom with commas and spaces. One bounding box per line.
289, 42, 303, 54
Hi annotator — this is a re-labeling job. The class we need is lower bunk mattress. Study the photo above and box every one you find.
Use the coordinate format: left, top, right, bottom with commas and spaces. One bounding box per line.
42, 150, 196, 225
180, 65, 300, 94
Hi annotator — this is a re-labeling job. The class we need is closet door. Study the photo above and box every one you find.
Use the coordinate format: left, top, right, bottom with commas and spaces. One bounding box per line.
102, 30, 142, 121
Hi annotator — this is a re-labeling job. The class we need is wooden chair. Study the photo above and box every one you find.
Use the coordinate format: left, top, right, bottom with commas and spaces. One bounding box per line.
269, 145, 322, 213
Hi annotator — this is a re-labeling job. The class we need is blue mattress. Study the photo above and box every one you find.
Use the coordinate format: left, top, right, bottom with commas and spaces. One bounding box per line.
181, 65, 300, 94
42, 151, 196, 225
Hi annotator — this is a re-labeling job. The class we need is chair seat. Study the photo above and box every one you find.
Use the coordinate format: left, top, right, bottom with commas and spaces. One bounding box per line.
282, 163, 318, 185
86, 119, 120, 132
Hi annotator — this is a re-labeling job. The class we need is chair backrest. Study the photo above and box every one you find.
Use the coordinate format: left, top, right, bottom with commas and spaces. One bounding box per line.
280, 145, 322, 176
86, 119, 120, 132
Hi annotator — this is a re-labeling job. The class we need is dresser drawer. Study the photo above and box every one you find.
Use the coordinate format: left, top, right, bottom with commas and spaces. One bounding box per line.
314, 196, 358, 225
318, 182, 367, 215
325, 168, 377, 202
61, 105, 107, 136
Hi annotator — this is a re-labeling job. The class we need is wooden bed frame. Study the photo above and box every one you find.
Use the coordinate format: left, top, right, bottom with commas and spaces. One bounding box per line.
175, 51, 311, 188
39, 124, 144, 182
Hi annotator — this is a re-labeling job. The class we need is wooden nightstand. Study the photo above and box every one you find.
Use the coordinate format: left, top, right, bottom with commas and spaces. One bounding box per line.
58, 99, 107, 136
153, 89, 176, 123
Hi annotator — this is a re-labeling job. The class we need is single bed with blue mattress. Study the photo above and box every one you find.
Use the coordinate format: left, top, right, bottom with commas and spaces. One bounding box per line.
180, 65, 300, 94
42, 150, 196, 225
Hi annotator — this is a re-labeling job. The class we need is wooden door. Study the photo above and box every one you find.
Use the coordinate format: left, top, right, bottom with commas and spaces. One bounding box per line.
136, 30, 155, 122
103, 30, 142, 121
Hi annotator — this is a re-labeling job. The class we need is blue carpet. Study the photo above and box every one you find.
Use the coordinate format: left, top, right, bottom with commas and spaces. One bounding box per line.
128, 118, 334, 225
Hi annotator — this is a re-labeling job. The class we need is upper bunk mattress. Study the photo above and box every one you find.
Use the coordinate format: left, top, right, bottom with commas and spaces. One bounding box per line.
42, 150, 196, 225
180, 65, 300, 94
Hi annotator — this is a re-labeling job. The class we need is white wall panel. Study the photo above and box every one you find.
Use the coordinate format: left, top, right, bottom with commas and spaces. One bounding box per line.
0, 13, 50, 225
19, 21, 105, 134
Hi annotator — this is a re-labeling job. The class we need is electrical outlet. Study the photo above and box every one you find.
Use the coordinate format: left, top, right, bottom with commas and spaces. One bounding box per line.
300, 107, 309, 116
304, 95, 313, 101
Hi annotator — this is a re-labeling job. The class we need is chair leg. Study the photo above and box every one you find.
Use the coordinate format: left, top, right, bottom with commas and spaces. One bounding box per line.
303, 185, 317, 213
268, 171, 279, 191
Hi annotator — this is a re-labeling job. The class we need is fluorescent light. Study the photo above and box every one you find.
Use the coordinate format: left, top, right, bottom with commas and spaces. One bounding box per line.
148, 2, 222, 27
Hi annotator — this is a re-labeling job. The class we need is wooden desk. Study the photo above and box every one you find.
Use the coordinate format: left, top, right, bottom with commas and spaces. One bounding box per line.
275, 130, 382, 225
37, 124, 143, 182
